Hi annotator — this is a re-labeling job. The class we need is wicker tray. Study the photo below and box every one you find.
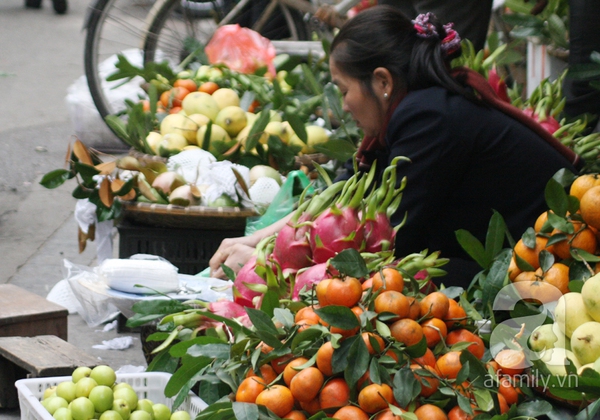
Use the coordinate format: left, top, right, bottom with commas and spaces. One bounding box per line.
120, 200, 258, 230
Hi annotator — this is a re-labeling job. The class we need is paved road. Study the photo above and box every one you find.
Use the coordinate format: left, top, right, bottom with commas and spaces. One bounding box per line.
0, 0, 147, 417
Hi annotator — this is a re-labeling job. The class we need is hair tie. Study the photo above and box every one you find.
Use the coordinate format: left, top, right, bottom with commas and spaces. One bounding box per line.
412, 12, 438, 38
441, 22, 461, 56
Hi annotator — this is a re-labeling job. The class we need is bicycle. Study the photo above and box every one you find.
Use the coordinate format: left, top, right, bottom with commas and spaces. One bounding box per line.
84, 0, 359, 132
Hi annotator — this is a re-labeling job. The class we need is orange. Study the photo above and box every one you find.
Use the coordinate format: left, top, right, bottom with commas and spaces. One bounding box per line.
414, 403, 448, 420
271, 353, 295, 374
316, 341, 335, 376
160, 87, 190, 108
246, 364, 277, 384
419, 291, 450, 319
362, 332, 386, 355
299, 398, 321, 416
316, 279, 332, 306
357, 383, 394, 414
498, 377, 520, 406
539, 263, 570, 294
325, 277, 363, 307
255, 385, 294, 418
362, 277, 374, 290
494, 349, 526, 376
444, 299, 467, 330
534, 211, 550, 232
374, 291, 410, 318
290, 366, 324, 402
319, 378, 350, 410
390, 318, 424, 347
411, 364, 440, 398
375, 408, 403, 420
513, 236, 548, 270
235, 376, 266, 403
282, 410, 307, 420
497, 393, 509, 414
447, 405, 477, 420
173, 78, 197, 92
283, 357, 309, 386
407, 296, 422, 320
420, 317, 448, 348
372, 268, 404, 292
435, 351, 463, 379
412, 348, 437, 367
549, 223, 597, 260
445, 329, 485, 360
507, 256, 522, 282
295, 305, 322, 326
332, 405, 370, 420
512, 280, 564, 305
570, 174, 600, 201
579, 186, 600, 229
198, 81, 219, 95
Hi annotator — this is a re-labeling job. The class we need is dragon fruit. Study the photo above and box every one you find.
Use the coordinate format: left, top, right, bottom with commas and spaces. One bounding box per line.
233, 256, 266, 303
487, 68, 510, 104
208, 299, 252, 327
292, 262, 335, 300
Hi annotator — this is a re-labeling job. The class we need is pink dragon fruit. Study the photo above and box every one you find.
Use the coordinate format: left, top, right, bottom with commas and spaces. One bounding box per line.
522, 104, 561, 134
292, 262, 336, 300
233, 256, 266, 303
487, 68, 510, 104
208, 299, 252, 327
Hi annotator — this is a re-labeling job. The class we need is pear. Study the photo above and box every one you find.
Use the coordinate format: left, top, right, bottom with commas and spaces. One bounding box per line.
570, 321, 600, 364
211, 88, 240, 109
581, 273, 600, 321
554, 292, 594, 338
540, 347, 581, 376
215, 106, 247, 137
529, 324, 559, 352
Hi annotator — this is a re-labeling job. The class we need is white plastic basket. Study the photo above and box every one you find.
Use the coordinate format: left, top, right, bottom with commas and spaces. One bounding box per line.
15, 372, 208, 420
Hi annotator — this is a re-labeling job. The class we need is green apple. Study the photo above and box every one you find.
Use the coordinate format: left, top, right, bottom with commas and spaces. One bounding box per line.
113, 387, 138, 411
112, 399, 131, 420
44, 397, 69, 415
112, 383, 133, 392
75, 377, 98, 398
44, 386, 58, 400
136, 399, 154, 419
130, 411, 152, 420
72, 367, 92, 384
170, 411, 191, 420
56, 381, 77, 403
89, 385, 114, 413
99, 410, 123, 420
152, 404, 171, 420
70, 397, 95, 420
90, 365, 117, 388
53, 407, 73, 420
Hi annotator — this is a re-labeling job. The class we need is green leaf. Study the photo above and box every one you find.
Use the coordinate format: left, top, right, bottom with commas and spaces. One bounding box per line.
40, 169, 71, 189
330, 249, 369, 278
74, 161, 101, 183
516, 399, 553, 418
246, 307, 283, 348
131, 299, 190, 315
314, 306, 360, 330
480, 248, 512, 318
456, 229, 489, 268
170, 336, 226, 358
259, 289, 280, 319
331, 335, 357, 374
314, 138, 356, 162
273, 307, 295, 329
164, 356, 211, 397
343, 335, 370, 390
473, 388, 494, 412
485, 211, 509, 262
187, 343, 230, 359
285, 113, 307, 143
575, 398, 600, 420
546, 178, 569, 217
393, 367, 421, 408
232, 402, 259, 420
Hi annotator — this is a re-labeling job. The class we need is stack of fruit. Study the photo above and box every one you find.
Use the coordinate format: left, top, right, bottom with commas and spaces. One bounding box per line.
38, 365, 193, 420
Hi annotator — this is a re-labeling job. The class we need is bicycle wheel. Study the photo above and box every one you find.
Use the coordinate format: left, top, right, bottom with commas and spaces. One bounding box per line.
142, 0, 309, 65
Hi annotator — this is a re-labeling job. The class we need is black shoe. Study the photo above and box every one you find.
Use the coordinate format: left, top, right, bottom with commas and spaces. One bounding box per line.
25, 0, 42, 9
52, 0, 67, 14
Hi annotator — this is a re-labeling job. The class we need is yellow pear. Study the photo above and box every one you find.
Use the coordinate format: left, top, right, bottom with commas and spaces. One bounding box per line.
211, 88, 240, 110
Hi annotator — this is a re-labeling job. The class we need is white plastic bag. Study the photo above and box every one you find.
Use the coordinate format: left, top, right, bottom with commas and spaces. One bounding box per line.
98, 255, 179, 294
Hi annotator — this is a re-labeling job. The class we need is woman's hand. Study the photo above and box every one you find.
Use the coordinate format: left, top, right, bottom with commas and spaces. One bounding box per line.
209, 238, 256, 279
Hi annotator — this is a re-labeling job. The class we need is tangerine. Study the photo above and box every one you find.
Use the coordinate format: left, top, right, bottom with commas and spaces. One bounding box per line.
198, 81, 219, 95
316, 341, 335, 376
246, 364, 277, 384
420, 291, 450, 319
332, 405, 370, 420
414, 403, 448, 420
411, 364, 440, 398
160, 87, 190, 108
362, 332, 386, 355
357, 383, 394, 414
390, 318, 424, 347
319, 378, 350, 410
494, 349, 526, 376
407, 296, 422, 320
235, 376, 266, 403
420, 318, 448, 348
255, 385, 294, 418
507, 256, 522, 281
282, 410, 307, 420
534, 211, 550, 232
445, 329, 485, 360
447, 405, 476, 420
374, 291, 410, 318
316, 279, 332, 306
331, 306, 362, 337
173, 78, 197, 92
498, 378, 520, 406
283, 357, 309, 386
412, 348, 437, 367
513, 236, 548, 270
290, 366, 324, 402
570, 174, 600, 201
299, 398, 321, 416
444, 299, 468, 330
435, 351, 463, 379
375, 408, 403, 420
325, 277, 363, 307
372, 268, 404, 292
497, 393, 509, 414
539, 263, 570, 294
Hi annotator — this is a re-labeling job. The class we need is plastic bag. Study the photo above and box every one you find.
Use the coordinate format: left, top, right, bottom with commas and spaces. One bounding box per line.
245, 170, 314, 235
205, 24, 277, 77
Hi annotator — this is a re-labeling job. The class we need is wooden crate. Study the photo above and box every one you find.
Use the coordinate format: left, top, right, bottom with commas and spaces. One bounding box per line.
0, 284, 68, 341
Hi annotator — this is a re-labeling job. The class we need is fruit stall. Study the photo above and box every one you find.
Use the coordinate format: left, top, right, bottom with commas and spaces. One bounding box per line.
33, 3, 600, 419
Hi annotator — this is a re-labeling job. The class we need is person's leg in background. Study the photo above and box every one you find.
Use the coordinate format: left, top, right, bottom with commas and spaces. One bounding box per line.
378, 0, 494, 51
563, 0, 600, 130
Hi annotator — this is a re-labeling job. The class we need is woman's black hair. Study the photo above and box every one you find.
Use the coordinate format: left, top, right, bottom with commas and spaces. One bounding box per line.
330, 5, 477, 103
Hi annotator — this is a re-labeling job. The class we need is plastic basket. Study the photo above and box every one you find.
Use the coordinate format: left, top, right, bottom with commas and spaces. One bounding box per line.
15, 372, 207, 420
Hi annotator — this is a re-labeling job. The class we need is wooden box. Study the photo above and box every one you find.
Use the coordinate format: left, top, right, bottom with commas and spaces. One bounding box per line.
0, 284, 68, 341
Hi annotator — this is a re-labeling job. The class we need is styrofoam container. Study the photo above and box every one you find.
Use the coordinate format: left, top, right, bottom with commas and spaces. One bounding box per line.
16, 372, 207, 420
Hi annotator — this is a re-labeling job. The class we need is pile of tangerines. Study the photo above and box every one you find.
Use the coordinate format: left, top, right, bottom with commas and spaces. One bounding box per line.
509, 173, 600, 301
234, 268, 524, 420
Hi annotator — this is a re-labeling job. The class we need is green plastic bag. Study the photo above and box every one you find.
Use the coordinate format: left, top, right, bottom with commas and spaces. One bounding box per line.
245, 170, 314, 236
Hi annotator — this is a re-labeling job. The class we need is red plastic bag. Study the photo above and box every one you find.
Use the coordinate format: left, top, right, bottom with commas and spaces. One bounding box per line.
205, 24, 277, 77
